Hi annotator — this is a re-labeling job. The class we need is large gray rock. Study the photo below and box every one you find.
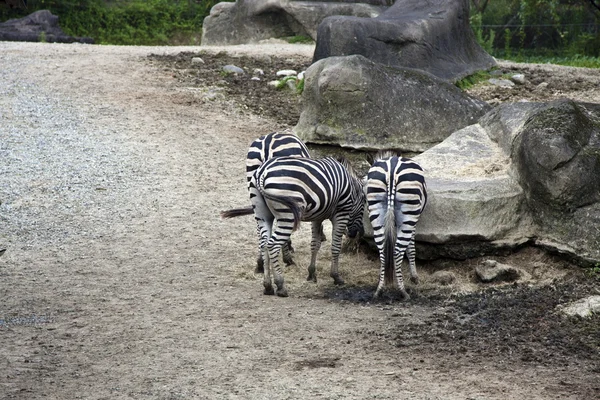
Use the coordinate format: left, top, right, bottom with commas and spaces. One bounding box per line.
201, 0, 388, 46
294, 55, 490, 152
314, 0, 496, 82
411, 123, 534, 259
513, 100, 600, 264
403, 99, 600, 265
0, 10, 94, 44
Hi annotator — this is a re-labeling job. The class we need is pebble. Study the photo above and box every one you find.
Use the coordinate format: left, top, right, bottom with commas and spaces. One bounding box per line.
191, 57, 204, 64
223, 64, 244, 74
510, 74, 526, 84
488, 78, 515, 88
276, 69, 297, 77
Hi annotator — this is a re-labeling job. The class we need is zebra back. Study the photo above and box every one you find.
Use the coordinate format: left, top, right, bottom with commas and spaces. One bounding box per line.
245, 132, 310, 185
253, 156, 365, 230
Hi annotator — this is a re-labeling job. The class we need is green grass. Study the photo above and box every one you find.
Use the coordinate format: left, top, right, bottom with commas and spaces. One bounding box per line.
455, 70, 497, 90
284, 35, 314, 44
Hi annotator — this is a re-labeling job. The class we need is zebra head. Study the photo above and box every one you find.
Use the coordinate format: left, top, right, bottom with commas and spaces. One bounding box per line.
338, 158, 366, 239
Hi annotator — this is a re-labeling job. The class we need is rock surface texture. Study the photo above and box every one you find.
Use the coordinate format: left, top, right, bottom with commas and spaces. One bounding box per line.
412, 99, 600, 265
0, 10, 94, 44
201, 0, 389, 46
294, 54, 490, 151
313, 0, 496, 82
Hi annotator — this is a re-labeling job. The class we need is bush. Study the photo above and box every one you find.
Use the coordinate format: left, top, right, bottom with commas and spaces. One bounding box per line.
0, 0, 230, 45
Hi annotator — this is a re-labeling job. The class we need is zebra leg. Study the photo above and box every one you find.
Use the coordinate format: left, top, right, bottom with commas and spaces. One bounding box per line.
282, 240, 295, 266
267, 227, 293, 297
329, 215, 348, 285
252, 193, 275, 295
268, 207, 298, 297
393, 227, 412, 300
406, 233, 419, 284
373, 250, 388, 299
255, 224, 265, 273
307, 221, 324, 282
319, 224, 327, 242
258, 222, 275, 296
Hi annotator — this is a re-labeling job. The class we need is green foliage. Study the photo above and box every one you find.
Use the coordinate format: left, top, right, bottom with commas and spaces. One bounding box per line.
455, 70, 495, 90
284, 35, 314, 44
0, 0, 230, 45
296, 77, 305, 94
471, 0, 600, 62
586, 264, 600, 281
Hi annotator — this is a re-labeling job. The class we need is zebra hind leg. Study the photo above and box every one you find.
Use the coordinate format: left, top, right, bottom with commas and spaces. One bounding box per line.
255, 224, 265, 273
406, 235, 419, 284
282, 240, 295, 266
393, 241, 410, 300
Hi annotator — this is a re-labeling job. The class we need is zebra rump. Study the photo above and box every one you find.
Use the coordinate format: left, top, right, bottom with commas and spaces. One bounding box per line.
245, 132, 310, 186
250, 155, 366, 296
367, 151, 427, 298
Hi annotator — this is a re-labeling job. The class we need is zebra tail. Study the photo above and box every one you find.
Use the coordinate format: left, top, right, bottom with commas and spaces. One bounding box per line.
383, 204, 396, 286
263, 194, 302, 232
220, 206, 254, 219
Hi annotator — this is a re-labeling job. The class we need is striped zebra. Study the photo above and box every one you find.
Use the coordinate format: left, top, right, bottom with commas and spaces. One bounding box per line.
245, 132, 310, 187
366, 151, 427, 300
243, 132, 311, 272
223, 156, 366, 297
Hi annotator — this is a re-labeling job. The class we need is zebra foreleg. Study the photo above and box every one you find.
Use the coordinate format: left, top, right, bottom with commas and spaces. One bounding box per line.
307, 221, 324, 283
328, 216, 347, 285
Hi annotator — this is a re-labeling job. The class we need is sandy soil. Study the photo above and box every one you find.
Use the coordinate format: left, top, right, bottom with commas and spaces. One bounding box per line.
1, 41, 599, 400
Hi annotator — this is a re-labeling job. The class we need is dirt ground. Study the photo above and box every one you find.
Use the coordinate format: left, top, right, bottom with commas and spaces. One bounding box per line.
1, 41, 599, 399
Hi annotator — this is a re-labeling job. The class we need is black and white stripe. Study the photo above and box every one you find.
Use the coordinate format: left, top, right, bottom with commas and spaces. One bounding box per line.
231, 132, 311, 272
245, 132, 310, 186
366, 152, 427, 299
249, 156, 365, 297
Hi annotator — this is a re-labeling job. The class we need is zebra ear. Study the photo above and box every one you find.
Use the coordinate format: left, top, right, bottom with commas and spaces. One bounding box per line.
365, 152, 374, 166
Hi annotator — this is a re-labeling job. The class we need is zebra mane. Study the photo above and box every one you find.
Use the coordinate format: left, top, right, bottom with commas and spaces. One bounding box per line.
374, 150, 400, 161
335, 157, 362, 182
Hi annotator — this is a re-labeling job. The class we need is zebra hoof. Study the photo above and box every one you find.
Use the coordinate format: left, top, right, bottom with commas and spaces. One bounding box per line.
332, 275, 345, 285
307, 273, 317, 283
276, 288, 289, 297
263, 286, 275, 296
399, 289, 411, 300
410, 276, 419, 285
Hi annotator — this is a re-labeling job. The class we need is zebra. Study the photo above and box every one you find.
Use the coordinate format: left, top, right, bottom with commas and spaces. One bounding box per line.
366, 151, 427, 300
223, 156, 366, 297
241, 132, 311, 272
223, 131, 329, 272
245, 131, 310, 188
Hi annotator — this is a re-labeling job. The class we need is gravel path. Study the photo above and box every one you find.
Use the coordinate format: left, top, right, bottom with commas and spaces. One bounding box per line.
1, 42, 598, 400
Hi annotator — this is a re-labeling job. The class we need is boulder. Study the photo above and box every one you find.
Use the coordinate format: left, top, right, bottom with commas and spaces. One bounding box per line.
0, 10, 94, 44
513, 100, 600, 265
201, 0, 389, 46
411, 123, 534, 259
475, 260, 531, 283
313, 0, 496, 82
403, 99, 600, 265
294, 55, 490, 152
